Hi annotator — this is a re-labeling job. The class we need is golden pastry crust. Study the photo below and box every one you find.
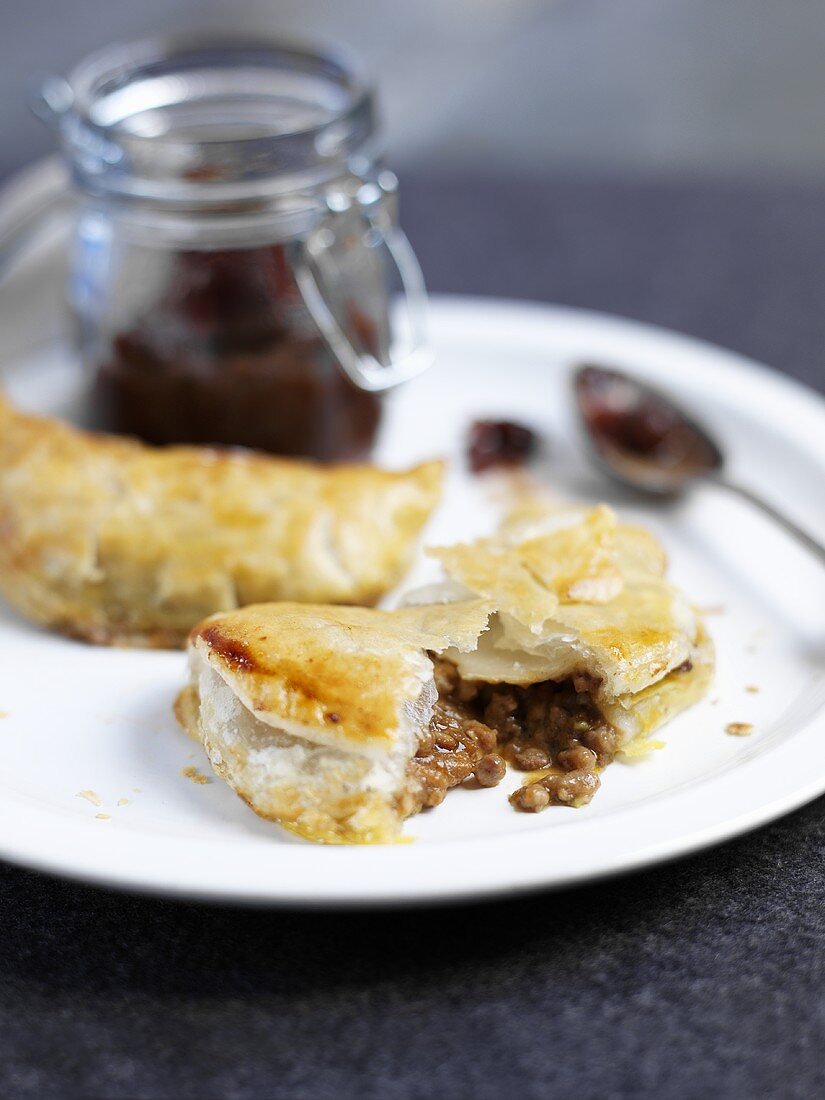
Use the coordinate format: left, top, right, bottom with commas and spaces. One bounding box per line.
0, 395, 442, 646
429, 504, 704, 698
179, 600, 494, 843
431, 504, 623, 631
190, 600, 495, 749
604, 623, 715, 752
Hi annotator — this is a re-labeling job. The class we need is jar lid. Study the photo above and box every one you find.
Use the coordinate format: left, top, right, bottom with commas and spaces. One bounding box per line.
38, 34, 378, 209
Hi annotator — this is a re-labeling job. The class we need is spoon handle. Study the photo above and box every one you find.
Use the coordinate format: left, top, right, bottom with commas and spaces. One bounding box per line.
709, 474, 825, 567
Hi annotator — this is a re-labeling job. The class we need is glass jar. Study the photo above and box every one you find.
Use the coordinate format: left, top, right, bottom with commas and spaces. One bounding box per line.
35, 35, 431, 460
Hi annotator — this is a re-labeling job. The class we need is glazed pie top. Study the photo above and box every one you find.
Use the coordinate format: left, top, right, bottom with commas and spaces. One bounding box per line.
424, 502, 700, 698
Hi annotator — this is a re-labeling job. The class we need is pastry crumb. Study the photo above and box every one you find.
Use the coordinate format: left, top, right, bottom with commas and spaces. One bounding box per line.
181, 766, 210, 785
132, 787, 142, 793
117, 798, 129, 806
95, 813, 111, 821
726, 722, 753, 737
745, 685, 760, 694
0, 710, 8, 719
77, 789, 102, 807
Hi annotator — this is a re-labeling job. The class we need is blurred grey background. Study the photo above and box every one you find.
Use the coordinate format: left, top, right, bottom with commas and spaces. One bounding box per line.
1, 0, 824, 184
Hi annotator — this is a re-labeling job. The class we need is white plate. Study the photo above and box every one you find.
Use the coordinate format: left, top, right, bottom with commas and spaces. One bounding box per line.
1, 296, 824, 905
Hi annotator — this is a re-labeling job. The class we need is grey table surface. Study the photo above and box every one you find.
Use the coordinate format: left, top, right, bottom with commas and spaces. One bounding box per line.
1, 171, 824, 1100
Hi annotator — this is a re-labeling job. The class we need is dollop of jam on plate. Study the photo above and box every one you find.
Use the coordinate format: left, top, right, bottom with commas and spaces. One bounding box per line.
467, 420, 539, 473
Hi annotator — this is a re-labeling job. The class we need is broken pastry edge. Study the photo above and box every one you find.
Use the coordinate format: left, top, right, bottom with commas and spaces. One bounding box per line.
412, 503, 701, 700
186, 599, 496, 750
424, 503, 679, 654
176, 644, 435, 844
175, 597, 502, 844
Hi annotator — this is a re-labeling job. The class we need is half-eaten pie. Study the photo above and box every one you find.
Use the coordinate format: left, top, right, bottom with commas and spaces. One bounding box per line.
0, 395, 442, 646
177, 503, 713, 843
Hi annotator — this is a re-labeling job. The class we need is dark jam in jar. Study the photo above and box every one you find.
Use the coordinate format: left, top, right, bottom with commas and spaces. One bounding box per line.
92, 244, 383, 461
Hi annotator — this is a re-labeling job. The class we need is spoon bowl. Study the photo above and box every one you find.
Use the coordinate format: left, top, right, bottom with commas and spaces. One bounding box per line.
573, 364, 825, 565
574, 364, 723, 495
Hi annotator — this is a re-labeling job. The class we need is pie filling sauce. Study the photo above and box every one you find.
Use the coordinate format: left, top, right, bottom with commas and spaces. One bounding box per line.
404, 657, 620, 816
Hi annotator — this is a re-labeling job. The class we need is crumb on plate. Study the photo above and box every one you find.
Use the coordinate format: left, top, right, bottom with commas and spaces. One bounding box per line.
726, 722, 754, 737
77, 789, 102, 807
181, 766, 210, 785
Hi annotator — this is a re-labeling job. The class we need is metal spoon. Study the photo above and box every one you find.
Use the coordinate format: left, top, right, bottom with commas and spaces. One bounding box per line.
573, 364, 825, 566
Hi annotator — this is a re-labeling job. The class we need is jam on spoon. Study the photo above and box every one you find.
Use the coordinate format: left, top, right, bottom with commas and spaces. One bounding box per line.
575, 365, 722, 492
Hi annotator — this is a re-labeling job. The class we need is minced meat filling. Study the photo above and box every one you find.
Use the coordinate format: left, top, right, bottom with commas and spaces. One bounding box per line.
406, 657, 620, 815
